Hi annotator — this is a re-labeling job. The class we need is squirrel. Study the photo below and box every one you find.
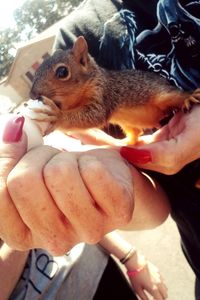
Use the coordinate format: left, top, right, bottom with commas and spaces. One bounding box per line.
29, 36, 200, 144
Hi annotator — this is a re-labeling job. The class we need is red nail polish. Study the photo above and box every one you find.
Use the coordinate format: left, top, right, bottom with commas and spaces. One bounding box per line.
3, 116, 25, 143
120, 147, 152, 164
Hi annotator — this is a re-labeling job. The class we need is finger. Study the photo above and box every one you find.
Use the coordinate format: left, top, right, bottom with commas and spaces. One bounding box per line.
43, 151, 105, 244
138, 130, 195, 174
120, 132, 192, 174
147, 285, 166, 300
158, 282, 168, 299
135, 288, 149, 300
0, 116, 31, 248
121, 108, 200, 174
145, 264, 168, 299
139, 139, 181, 174
155, 272, 168, 298
78, 150, 134, 229
68, 128, 126, 146
137, 112, 184, 145
7, 146, 79, 255
0, 116, 27, 172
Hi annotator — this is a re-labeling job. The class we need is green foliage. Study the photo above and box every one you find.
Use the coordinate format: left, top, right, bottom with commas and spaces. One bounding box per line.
0, 28, 20, 79
0, 0, 83, 80
13, 0, 72, 39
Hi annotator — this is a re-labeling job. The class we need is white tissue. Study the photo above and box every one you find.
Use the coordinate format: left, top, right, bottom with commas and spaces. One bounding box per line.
21, 99, 52, 136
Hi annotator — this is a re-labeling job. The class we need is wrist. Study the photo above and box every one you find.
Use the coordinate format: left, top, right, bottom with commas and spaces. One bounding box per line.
127, 264, 146, 278
126, 253, 147, 278
119, 246, 136, 264
125, 251, 146, 270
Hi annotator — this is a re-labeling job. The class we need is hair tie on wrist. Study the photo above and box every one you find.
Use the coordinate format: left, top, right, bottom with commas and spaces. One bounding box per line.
120, 247, 136, 264
127, 265, 145, 278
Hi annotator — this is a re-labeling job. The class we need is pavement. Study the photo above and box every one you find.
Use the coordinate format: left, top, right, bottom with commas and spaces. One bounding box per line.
119, 216, 195, 300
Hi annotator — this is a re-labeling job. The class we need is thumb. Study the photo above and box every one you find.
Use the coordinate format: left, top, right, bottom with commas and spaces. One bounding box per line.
0, 115, 29, 247
120, 138, 185, 174
0, 115, 27, 178
0, 115, 44, 248
0, 114, 45, 177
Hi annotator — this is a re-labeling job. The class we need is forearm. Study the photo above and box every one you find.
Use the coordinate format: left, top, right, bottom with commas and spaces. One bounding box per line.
99, 231, 135, 259
99, 231, 145, 270
125, 165, 170, 230
0, 242, 29, 300
99, 232, 168, 300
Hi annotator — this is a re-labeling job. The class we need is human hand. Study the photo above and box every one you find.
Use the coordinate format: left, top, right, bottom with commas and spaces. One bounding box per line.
126, 253, 168, 300
120, 105, 200, 174
0, 242, 29, 300
0, 114, 44, 250
0, 116, 134, 255
66, 128, 127, 147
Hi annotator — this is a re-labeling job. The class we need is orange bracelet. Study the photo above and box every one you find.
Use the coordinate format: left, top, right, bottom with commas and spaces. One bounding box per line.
127, 265, 145, 277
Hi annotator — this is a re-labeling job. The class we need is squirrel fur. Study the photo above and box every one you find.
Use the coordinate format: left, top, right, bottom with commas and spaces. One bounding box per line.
30, 36, 200, 144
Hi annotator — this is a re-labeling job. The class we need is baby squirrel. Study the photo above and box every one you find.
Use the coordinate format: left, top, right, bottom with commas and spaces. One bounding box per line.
29, 36, 200, 144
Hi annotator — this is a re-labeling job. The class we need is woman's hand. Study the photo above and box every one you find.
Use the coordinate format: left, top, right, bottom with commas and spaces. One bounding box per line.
0, 242, 29, 300
99, 232, 168, 300
0, 115, 134, 255
68, 106, 200, 175
125, 253, 168, 300
120, 105, 200, 174
66, 128, 128, 147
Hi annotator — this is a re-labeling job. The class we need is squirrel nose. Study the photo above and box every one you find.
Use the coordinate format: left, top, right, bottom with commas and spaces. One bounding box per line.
29, 88, 40, 100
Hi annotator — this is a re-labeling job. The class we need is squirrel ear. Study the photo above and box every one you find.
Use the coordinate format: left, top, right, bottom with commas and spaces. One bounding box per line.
72, 36, 89, 67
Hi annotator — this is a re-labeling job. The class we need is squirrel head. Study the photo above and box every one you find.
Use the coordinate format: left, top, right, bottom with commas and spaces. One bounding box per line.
30, 36, 99, 110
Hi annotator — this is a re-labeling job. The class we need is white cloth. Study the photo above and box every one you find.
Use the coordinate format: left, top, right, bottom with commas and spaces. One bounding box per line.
10, 244, 108, 300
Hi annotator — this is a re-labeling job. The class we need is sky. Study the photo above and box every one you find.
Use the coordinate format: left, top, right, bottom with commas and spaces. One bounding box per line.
0, 0, 26, 29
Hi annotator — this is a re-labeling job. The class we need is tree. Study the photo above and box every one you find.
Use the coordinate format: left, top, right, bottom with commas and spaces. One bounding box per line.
0, 28, 20, 79
13, 0, 73, 40
0, 0, 83, 80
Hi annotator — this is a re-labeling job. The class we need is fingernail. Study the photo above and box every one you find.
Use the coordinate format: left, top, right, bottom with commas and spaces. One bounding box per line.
120, 147, 152, 164
66, 133, 79, 140
3, 116, 25, 143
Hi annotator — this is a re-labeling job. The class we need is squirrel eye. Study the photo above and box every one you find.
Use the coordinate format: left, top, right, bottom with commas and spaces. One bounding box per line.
55, 66, 69, 80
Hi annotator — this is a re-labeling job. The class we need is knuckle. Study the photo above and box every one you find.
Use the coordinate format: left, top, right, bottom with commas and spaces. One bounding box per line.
7, 229, 32, 251
7, 167, 37, 193
82, 220, 105, 244
7, 173, 23, 191
84, 231, 103, 244
114, 209, 133, 227
44, 162, 63, 179
151, 285, 159, 293
36, 223, 80, 256
44, 236, 80, 256
79, 155, 105, 179
44, 157, 76, 183
113, 187, 134, 225
47, 243, 72, 256
162, 155, 181, 175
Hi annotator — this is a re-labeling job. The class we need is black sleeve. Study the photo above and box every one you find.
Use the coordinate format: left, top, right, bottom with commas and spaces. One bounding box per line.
53, 0, 123, 59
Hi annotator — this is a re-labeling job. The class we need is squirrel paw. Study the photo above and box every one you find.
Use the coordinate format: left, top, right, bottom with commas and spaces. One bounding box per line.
31, 96, 61, 123
182, 88, 200, 112
29, 107, 59, 123
42, 96, 61, 114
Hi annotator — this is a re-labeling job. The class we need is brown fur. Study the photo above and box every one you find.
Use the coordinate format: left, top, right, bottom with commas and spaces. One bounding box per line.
30, 36, 199, 144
